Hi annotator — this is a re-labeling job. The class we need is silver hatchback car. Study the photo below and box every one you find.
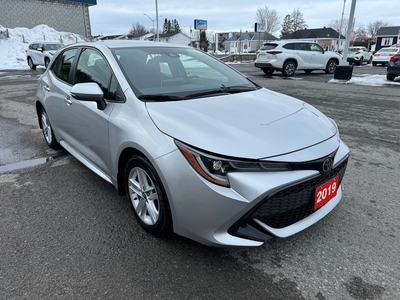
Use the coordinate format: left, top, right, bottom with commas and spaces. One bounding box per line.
36, 40, 349, 247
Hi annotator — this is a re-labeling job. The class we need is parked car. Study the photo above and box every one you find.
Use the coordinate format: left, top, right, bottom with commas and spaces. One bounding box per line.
372, 47, 400, 66
386, 52, 400, 81
346, 46, 372, 65
254, 40, 341, 76
26, 41, 65, 69
36, 40, 349, 247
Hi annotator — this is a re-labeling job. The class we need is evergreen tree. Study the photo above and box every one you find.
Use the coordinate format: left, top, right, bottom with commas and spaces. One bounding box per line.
280, 14, 293, 38
163, 18, 168, 33
199, 31, 209, 52
162, 18, 181, 33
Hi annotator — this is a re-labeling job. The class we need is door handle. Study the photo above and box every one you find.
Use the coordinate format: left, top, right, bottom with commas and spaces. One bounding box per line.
64, 97, 72, 106
44, 86, 50, 92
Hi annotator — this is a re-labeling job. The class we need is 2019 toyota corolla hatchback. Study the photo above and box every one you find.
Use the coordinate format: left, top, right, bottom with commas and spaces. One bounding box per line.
36, 40, 349, 247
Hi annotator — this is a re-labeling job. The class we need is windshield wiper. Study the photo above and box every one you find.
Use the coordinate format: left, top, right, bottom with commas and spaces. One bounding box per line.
222, 86, 257, 93
183, 89, 230, 99
138, 94, 184, 101
184, 85, 257, 99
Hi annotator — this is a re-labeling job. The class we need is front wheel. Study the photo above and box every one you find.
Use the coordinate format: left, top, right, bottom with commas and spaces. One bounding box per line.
125, 155, 172, 236
282, 61, 296, 76
40, 107, 60, 149
325, 59, 337, 74
387, 74, 396, 81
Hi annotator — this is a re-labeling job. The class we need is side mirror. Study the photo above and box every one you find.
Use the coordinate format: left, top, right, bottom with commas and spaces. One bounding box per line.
70, 82, 107, 110
37, 47, 43, 52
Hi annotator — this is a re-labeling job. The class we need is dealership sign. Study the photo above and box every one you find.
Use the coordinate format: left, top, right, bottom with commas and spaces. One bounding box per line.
194, 19, 207, 30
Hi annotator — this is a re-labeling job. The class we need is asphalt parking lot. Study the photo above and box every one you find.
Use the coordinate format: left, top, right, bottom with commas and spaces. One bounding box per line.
0, 64, 399, 299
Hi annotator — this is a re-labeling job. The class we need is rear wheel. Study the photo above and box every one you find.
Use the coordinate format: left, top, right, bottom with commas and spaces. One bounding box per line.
28, 57, 36, 70
387, 74, 396, 81
125, 155, 172, 236
282, 61, 296, 76
325, 59, 337, 74
358, 57, 364, 65
372, 62, 377, 66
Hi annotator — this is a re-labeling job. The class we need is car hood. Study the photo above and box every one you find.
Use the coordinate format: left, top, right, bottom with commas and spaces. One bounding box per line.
146, 88, 337, 159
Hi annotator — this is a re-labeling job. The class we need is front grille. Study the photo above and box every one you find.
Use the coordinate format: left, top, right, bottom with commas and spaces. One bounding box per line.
249, 158, 348, 229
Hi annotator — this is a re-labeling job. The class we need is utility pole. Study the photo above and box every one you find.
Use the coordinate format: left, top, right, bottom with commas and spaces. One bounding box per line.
155, 0, 159, 42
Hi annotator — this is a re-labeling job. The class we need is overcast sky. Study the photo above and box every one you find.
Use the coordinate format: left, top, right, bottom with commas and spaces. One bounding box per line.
88, 0, 398, 37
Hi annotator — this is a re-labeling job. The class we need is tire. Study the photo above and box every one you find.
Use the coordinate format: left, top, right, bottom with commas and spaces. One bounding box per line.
367, 56, 372, 64
304, 70, 313, 74
45, 58, 50, 68
387, 74, 396, 81
372, 62, 377, 66
28, 57, 36, 70
282, 60, 296, 76
40, 107, 60, 149
358, 57, 363, 65
262, 68, 274, 75
125, 155, 172, 236
325, 59, 337, 74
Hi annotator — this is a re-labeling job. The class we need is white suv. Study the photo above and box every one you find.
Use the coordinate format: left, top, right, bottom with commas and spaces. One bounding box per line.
346, 46, 372, 65
26, 42, 65, 69
254, 40, 341, 76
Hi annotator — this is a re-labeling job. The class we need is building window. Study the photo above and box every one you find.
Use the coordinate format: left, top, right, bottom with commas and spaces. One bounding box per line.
382, 38, 393, 46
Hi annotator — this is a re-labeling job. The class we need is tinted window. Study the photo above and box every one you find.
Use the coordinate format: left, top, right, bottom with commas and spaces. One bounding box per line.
51, 48, 77, 83
293, 43, 310, 51
75, 48, 122, 101
261, 44, 278, 50
283, 43, 296, 50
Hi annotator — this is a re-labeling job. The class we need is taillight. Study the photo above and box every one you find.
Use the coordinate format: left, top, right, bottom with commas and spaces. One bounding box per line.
355, 51, 360, 54
267, 51, 282, 55
374, 53, 380, 56
389, 53, 394, 56
390, 55, 400, 62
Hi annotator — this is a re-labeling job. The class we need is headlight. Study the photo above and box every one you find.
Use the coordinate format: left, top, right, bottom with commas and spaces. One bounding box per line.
176, 141, 292, 187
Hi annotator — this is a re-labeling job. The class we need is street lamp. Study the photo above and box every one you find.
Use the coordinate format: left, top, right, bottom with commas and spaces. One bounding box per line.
144, 13, 162, 41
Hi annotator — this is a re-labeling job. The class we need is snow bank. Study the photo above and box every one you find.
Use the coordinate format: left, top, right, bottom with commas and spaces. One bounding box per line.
0, 24, 87, 70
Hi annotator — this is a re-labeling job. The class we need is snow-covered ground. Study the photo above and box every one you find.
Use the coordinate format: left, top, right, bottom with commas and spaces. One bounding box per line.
0, 25, 399, 87
0, 24, 87, 70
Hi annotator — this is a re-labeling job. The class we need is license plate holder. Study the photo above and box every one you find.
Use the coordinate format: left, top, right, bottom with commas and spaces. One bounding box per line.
314, 176, 339, 210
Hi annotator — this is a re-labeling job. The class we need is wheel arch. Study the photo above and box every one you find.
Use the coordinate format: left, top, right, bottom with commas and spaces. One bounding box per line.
283, 58, 298, 67
36, 101, 44, 129
117, 147, 146, 196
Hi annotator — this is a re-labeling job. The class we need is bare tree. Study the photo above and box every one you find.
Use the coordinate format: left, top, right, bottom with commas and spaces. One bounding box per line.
255, 6, 280, 34
291, 8, 307, 31
129, 22, 148, 35
367, 20, 391, 41
329, 18, 349, 36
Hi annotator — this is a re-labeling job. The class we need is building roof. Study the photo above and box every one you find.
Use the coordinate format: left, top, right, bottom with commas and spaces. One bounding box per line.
64, 0, 97, 5
282, 27, 344, 39
376, 26, 400, 36
226, 31, 278, 42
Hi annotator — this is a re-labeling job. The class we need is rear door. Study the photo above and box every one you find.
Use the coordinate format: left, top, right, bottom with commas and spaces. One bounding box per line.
292, 43, 311, 68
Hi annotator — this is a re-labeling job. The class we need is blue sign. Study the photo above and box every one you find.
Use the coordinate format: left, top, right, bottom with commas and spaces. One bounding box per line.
194, 19, 207, 30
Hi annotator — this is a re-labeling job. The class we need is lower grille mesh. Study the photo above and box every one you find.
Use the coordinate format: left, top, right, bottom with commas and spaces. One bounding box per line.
250, 159, 348, 229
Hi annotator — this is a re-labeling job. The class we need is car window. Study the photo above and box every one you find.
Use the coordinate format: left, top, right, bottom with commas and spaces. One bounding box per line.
294, 43, 310, 51
310, 43, 323, 52
260, 44, 278, 50
43, 43, 64, 51
113, 47, 255, 98
51, 48, 77, 83
75, 48, 122, 101
283, 43, 296, 50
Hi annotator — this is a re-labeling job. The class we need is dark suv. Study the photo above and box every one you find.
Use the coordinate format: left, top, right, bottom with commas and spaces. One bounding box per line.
387, 52, 400, 81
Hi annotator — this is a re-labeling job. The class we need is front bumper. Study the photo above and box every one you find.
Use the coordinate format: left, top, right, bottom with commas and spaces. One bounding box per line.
154, 136, 349, 247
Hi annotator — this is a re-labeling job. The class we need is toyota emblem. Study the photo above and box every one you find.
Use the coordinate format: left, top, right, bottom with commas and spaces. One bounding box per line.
322, 158, 333, 173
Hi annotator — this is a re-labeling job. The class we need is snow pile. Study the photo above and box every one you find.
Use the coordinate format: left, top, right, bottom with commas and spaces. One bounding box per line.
329, 74, 400, 86
0, 24, 87, 70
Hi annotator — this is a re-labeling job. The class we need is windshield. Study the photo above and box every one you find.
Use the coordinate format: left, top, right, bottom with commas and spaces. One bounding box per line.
112, 47, 258, 100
